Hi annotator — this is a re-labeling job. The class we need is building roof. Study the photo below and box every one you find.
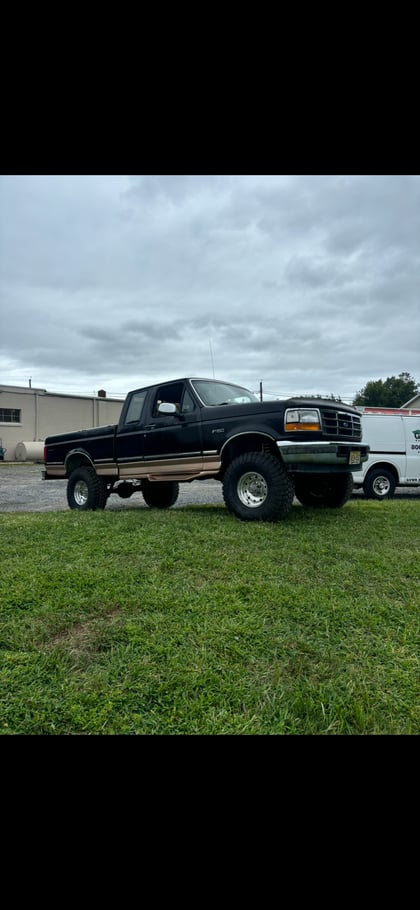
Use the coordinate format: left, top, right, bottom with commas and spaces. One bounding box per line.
401, 392, 420, 408
0, 383, 123, 401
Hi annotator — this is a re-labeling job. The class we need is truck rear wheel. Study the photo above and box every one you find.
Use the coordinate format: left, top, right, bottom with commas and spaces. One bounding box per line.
294, 472, 353, 508
363, 468, 396, 500
141, 480, 179, 508
222, 452, 294, 522
67, 466, 107, 511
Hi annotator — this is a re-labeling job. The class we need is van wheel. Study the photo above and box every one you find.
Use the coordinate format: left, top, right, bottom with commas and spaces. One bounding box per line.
142, 480, 179, 508
67, 467, 107, 510
222, 452, 294, 521
363, 468, 396, 500
294, 472, 354, 508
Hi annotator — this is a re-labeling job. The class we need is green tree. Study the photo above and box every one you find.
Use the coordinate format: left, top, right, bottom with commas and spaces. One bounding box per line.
353, 372, 419, 407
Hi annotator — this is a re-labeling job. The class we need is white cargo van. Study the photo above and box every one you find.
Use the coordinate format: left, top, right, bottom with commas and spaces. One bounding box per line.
354, 407, 420, 499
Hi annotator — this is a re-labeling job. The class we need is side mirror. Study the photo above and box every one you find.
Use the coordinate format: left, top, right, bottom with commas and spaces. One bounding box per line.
158, 402, 177, 415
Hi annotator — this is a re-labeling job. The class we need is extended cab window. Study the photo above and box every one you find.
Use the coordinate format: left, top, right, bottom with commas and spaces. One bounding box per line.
124, 392, 147, 424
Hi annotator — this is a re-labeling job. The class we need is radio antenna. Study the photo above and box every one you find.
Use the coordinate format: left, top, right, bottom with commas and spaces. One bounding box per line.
209, 340, 215, 378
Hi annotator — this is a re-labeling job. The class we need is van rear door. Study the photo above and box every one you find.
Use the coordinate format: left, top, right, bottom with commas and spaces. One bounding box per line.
404, 417, 420, 483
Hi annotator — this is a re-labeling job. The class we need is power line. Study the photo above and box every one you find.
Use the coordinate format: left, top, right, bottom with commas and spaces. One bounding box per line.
256, 386, 356, 403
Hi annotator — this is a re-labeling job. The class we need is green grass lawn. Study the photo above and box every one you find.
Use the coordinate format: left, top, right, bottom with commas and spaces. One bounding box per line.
1, 499, 419, 734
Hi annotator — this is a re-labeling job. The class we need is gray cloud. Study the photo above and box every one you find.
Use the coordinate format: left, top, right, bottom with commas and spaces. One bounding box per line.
1, 175, 419, 402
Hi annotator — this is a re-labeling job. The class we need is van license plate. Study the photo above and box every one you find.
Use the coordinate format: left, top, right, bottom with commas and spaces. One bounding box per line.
349, 451, 361, 465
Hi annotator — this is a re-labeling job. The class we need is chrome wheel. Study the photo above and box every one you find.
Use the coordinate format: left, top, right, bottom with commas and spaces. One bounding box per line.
372, 475, 392, 497
223, 452, 294, 522
237, 471, 268, 508
74, 479, 89, 506
67, 466, 107, 511
363, 467, 396, 500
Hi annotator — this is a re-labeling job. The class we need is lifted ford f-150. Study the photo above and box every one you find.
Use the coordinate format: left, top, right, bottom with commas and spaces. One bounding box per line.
43, 377, 369, 522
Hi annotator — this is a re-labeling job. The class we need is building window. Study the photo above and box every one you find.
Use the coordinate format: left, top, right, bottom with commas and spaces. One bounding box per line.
0, 408, 21, 423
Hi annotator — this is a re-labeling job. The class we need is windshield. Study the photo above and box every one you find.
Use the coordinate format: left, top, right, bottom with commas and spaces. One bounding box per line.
191, 380, 258, 407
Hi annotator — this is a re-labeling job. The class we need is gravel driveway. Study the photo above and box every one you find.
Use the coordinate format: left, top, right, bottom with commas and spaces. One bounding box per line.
1, 463, 418, 513
0, 463, 225, 512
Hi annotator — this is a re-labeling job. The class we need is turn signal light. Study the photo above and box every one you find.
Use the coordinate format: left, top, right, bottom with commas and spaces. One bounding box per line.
284, 408, 321, 432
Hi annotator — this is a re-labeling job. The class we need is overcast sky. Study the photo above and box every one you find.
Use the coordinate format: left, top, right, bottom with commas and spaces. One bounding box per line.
1, 174, 419, 403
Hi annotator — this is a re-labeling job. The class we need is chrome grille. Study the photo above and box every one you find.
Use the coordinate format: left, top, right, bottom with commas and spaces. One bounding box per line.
321, 409, 362, 439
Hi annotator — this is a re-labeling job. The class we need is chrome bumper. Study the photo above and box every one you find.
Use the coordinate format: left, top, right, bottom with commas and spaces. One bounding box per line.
276, 440, 370, 471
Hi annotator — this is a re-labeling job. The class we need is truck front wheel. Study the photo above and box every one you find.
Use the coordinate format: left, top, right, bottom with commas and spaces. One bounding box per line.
294, 472, 353, 508
67, 466, 107, 511
222, 452, 294, 522
141, 480, 179, 508
363, 468, 396, 500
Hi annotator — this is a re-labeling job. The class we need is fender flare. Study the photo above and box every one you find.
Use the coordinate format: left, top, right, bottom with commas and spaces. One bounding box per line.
220, 429, 277, 460
65, 447, 95, 475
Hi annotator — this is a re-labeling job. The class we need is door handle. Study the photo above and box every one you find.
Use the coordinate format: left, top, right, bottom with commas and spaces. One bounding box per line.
145, 424, 156, 430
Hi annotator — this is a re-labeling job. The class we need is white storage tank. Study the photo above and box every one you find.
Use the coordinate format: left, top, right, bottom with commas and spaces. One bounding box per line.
15, 441, 45, 462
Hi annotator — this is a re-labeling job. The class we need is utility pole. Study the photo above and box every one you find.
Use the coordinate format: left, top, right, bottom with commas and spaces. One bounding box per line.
259, 381, 263, 401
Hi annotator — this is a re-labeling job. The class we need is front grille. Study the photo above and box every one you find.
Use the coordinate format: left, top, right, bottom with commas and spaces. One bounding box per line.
321, 409, 362, 440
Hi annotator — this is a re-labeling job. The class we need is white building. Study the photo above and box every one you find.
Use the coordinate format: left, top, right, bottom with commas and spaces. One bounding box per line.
0, 384, 124, 461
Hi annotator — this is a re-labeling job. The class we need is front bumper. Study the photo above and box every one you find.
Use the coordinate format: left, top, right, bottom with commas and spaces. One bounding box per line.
276, 440, 370, 472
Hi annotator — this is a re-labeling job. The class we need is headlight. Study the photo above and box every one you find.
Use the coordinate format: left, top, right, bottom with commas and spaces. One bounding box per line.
285, 408, 321, 432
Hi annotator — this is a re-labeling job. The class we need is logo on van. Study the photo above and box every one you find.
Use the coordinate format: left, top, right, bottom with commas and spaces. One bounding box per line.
413, 429, 420, 440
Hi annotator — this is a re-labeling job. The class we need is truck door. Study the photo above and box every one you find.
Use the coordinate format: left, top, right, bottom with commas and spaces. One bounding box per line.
143, 382, 203, 474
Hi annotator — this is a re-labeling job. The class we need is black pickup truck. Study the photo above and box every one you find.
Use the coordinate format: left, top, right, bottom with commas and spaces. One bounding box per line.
43, 377, 369, 522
